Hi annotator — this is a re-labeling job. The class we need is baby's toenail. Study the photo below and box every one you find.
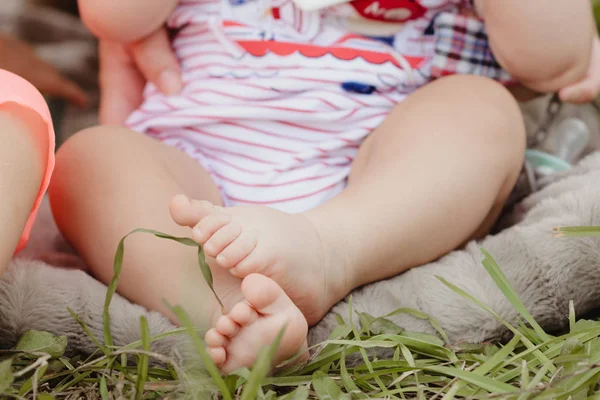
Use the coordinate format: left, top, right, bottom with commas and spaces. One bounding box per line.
192, 228, 204, 240
175, 194, 190, 204
216, 254, 227, 265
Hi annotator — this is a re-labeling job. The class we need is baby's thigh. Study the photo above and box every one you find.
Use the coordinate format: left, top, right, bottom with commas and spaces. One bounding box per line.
350, 75, 526, 182
48, 125, 222, 297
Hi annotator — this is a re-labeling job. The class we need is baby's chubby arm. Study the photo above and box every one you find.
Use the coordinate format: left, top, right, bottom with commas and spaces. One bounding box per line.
475, 0, 595, 94
78, 0, 179, 43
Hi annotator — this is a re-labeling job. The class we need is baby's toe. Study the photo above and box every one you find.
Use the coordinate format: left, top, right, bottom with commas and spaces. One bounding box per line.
203, 222, 242, 258
205, 328, 229, 347
230, 250, 264, 277
207, 347, 226, 366
241, 274, 289, 315
170, 195, 218, 227
192, 213, 232, 244
216, 315, 240, 338
216, 232, 258, 269
228, 302, 259, 327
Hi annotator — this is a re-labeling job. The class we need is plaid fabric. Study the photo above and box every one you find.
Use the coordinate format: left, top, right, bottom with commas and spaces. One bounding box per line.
429, 12, 514, 84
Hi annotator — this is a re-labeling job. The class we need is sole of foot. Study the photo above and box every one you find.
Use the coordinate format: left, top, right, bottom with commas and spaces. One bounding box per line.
204, 273, 309, 374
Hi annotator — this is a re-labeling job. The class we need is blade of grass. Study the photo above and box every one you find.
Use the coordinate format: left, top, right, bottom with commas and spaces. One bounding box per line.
436, 276, 555, 373
291, 345, 359, 376
134, 316, 150, 400
100, 375, 109, 400
120, 327, 188, 352
0, 359, 13, 395
552, 226, 600, 237
442, 334, 523, 399
240, 327, 286, 400
480, 249, 550, 343
339, 349, 363, 398
263, 376, 314, 387
399, 343, 422, 397
17, 362, 48, 397
67, 308, 108, 356
170, 305, 232, 400
527, 360, 553, 391
53, 370, 93, 393
494, 329, 600, 384
424, 365, 519, 394
355, 334, 457, 361
391, 347, 406, 399
474, 335, 521, 376
104, 229, 224, 348
536, 368, 600, 399
104, 233, 126, 348
278, 385, 309, 399
312, 370, 350, 400
347, 296, 388, 394
569, 301, 576, 332
377, 308, 450, 345
520, 360, 529, 390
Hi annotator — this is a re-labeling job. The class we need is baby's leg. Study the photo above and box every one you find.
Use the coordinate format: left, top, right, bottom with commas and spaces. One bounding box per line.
50, 127, 236, 323
0, 103, 48, 269
320, 75, 526, 286
50, 127, 307, 371
172, 75, 526, 329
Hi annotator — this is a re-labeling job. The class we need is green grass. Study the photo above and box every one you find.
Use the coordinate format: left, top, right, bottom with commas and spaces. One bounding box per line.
2, 227, 600, 399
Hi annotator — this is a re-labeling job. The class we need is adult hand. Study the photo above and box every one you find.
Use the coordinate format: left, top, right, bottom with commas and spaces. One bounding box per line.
99, 27, 182, 125
0, 33, 88, 107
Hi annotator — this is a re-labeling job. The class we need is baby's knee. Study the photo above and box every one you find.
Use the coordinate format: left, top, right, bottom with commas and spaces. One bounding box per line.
55, 124, 141, 166
50, 126, 135, 201
460, 77, 526, 181
432, 75, 525, 151
433, 75, 522, 119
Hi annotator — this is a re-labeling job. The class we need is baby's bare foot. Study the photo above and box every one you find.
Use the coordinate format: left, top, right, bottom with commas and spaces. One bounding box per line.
204, 274, 308, 374
170, 195, 348, 325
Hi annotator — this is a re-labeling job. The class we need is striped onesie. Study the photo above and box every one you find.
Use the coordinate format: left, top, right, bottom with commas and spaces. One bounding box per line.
126, 0, 510, 213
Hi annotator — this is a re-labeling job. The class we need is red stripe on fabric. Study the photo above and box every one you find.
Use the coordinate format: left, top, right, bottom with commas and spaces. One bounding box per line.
277, 120, 349, 134
214, 171, 337, 188
158, 133, 280, 164
201, 153, 265, 174
174, 39, 219, 48
185, 89, 343, 110
222, 121, 321, 143
226, 182, 340, 205
177, 28, 212, 38
180, 50, 239, 59
188, 126, 297, 153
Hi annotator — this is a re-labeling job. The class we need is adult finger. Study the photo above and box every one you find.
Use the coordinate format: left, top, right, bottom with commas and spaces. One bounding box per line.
99, 40, 146, 125
130, 27, 182, 96
0, 33, 88, 107
559, 78, 600, 104
560, 36, 600, 104
32, 66, 89, 108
